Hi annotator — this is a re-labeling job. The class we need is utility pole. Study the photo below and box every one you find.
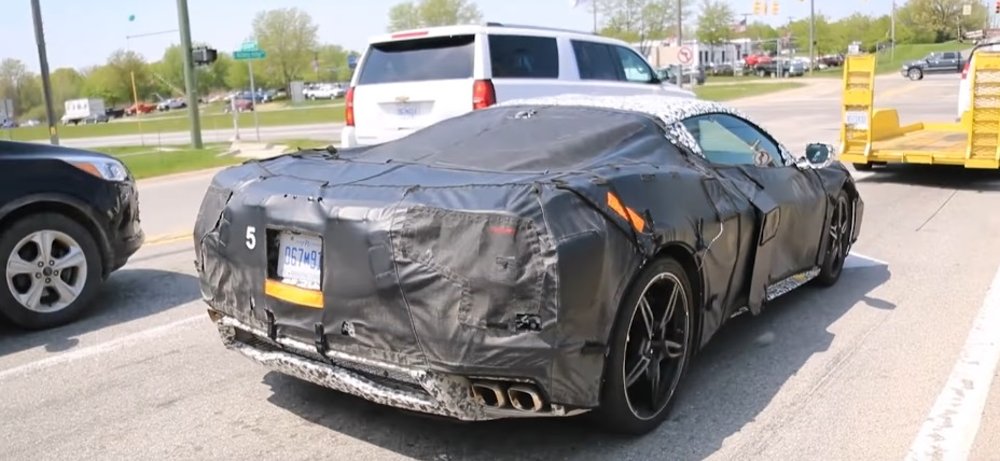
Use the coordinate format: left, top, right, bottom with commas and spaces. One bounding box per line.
676, 0, 683, 87
808, 0, 815, 76
175, 0, 203, 149
891, 0, 896, 62
30, 0, 59, 145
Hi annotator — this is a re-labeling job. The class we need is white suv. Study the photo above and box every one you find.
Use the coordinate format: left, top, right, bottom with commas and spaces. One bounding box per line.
341, 23, 694, 147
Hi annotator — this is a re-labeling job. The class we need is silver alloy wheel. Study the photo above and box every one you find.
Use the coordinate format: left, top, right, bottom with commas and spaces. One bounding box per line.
621, 272, 691, 421
5, 230, 88, 314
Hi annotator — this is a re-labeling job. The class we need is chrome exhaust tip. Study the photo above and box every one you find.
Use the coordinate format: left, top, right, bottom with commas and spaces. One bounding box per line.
507, 384, 544, 412
470, 382, 507, 408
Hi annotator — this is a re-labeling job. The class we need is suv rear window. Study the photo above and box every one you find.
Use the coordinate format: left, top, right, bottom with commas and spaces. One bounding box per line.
488, 34, 559, 78
357, 35, 475, 85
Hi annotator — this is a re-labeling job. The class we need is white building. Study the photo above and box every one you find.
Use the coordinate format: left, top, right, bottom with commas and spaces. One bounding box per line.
637, 37, 757, 69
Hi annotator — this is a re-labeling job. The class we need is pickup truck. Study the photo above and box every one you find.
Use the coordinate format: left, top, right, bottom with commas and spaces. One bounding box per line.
901, 51, 963, 80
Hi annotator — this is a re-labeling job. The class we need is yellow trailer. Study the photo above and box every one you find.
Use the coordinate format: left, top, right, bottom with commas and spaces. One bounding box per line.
838, 52, 1000, 170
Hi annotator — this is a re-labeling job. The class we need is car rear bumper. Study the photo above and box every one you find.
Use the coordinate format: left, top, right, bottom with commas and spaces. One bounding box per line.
211, 311, 588, 421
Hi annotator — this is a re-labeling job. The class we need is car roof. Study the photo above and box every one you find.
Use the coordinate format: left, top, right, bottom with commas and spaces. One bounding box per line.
498, 93, 750, 127
368, 23, 628, 47
497, 93, 791, 162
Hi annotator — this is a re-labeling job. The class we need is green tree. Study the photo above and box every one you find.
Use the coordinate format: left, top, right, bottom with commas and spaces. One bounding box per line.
50, 68, 85, 115
387, 0, 482, 31
0, 59, 40, 118
312, 44, 355, 82
252, 8, 320, 89
696, 0, 735, 45
82, 50, 153, 106
897, 0, 988, 43
597, 0, 695, 52
152, 43, 232, 96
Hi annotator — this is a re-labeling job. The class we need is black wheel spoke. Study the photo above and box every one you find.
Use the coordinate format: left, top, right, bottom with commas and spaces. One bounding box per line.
658, 284, 679, 336
622, 270, 691, 421
638, 297, 655, 340
625, 356, 650, 387
647, 357, 662, 403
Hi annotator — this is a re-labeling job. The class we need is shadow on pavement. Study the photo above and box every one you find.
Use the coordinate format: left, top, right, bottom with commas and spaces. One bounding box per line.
260, 260, 892, 461
0, 268, 199, 356
856, 164, 1000, 191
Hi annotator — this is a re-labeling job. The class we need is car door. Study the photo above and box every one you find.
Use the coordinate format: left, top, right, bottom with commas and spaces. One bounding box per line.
680, 113, 829, 312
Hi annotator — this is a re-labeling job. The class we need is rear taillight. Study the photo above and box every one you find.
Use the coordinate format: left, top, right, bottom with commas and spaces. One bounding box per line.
962, 59, 971, 80
345, 86, 355, 126
473, 79, 496, 110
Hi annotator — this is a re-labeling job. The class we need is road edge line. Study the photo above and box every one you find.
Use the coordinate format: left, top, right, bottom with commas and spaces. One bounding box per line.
905, 262, 1000, 460
145, 232, 192, 246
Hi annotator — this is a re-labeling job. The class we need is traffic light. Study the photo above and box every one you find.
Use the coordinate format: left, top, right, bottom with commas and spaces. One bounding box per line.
995, 0, 999, 14
771, 0, 780, 15
192, 46, 218, 66
752, 0, 766, 15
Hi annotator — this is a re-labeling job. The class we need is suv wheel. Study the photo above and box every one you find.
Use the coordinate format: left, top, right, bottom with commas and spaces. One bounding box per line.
0, 213, 103, 329
907, 68, 923, 80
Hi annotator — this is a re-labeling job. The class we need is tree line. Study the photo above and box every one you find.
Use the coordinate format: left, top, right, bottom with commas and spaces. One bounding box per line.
0, 7, 356, 122
1, 0, 987, 122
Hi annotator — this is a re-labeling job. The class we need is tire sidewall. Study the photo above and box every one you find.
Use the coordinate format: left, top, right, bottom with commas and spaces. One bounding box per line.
0, 213, 103, 329
817, 191, 851, 286
595, 257, 695, 434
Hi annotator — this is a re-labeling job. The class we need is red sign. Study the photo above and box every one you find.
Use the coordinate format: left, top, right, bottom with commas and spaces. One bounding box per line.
678, 46, 693, 64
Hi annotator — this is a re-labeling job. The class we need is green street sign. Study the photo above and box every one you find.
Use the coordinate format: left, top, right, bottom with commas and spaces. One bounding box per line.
234, 50, 266, 60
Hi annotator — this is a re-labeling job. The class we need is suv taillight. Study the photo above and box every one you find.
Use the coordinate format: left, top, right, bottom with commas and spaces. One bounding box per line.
962, 59, 971, 80
345, 86, 355, 126
473, 79, 496, 110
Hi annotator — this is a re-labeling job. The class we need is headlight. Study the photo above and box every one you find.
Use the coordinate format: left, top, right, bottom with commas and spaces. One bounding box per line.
69, 158, 130, 181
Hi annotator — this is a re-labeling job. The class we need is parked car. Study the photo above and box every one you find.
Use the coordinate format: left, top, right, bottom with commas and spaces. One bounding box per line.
224, 98, 255, 113
901, 51, 963, 80
340, 23, 693, 148
656, 65, 706, 85
125, 103, 156, 116
105, 107, 126, 119
1, 118, 17, 129
195, 93, 863, 435
0, 140, 143, 329
304, 84, 346, 100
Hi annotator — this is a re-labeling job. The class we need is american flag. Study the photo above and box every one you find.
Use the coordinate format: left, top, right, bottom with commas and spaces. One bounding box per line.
733, 17, 747, 33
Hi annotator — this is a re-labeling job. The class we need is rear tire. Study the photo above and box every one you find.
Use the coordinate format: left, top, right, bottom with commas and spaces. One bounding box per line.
593, 257, 694, 435
907, 68, 923, 80
0, 213, 103, 329
816, 191, 852, 287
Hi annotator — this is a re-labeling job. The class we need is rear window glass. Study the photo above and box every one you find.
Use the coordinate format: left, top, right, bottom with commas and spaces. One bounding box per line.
358, 35, 475, 85
488, 35, 559, 78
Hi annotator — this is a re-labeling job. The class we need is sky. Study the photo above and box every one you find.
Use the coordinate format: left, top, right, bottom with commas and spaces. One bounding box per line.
0, 0, 894, 72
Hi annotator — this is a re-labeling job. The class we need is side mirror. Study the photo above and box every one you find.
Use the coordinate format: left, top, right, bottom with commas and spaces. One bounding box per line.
804, 143, 835, 166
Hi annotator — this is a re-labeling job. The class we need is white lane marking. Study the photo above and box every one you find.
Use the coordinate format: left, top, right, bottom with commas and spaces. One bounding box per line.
906, 263, 1000, 461
0, 315, 205, 382
844, 251, 889, 270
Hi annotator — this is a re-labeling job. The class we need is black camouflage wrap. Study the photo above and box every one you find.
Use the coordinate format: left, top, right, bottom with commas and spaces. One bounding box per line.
193, 94, 863, 419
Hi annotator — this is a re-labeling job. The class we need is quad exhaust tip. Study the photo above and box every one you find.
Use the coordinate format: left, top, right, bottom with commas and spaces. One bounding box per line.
470, 382, 507, 408
507, 385, 544, 412
470, 380, 545, 412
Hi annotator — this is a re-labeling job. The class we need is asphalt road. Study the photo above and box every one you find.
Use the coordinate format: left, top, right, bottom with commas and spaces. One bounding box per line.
3, 74, 1000, 461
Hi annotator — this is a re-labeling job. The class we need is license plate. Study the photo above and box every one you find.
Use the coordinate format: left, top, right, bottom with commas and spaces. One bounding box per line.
397, 103, 418, 117
276, 231, 322, 290
845, 111, 869, 129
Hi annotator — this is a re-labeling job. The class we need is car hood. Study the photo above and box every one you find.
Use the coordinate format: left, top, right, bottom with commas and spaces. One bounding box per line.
0, 140, 115, 161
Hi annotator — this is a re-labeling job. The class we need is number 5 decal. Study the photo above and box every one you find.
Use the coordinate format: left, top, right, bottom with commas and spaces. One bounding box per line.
246, 226, 257, 250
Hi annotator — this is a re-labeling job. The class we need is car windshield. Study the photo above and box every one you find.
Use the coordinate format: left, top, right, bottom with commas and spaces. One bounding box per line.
357, 34, 475, 85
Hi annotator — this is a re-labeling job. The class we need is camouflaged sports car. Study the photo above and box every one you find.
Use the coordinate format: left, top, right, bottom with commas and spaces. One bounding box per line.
193, 94, 863, 434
